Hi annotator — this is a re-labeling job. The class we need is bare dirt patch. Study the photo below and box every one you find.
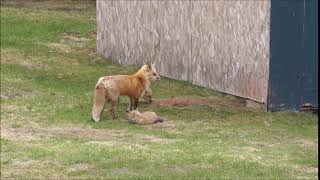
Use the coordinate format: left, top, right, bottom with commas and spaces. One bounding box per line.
47, 42, 72, 53
1, 50, 45, 70
153, 96, 245, 109
1, 126, 37, 141
44, 34, 91, 54
86, 141, 149, 152
1, 124, 179, 144
11, 159, 39, 167
164, 165, 186, 174
291, 165, 318, 175
67, 163, 91, 173
186, 163, 214, 171
133, 134, 181, 144
0, 124, 125, 142
0, 88, 38, 100
86, 141, 118, 146
1, 104, 19, 112
112, 167, 139, 176
292, 139, 317, 148
60, 33, 90, 43
2, 159, 42, 177
143, 120, 176, 130
2, 158, 68, 179
240, 146, 261, 153
227, 146, 269, 166
1, 55, 33, 69
1, 0, 95, 11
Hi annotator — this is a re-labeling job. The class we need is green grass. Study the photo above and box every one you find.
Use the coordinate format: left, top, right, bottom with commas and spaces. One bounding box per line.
1, 2, 318, 179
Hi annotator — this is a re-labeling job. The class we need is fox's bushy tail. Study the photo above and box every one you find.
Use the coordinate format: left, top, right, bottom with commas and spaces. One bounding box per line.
155, 116, 166, 123
92, 82, 106, 122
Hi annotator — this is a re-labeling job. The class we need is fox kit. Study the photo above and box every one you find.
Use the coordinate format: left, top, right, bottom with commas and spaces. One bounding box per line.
92, 63, 161, 122
126, 110, 166, 125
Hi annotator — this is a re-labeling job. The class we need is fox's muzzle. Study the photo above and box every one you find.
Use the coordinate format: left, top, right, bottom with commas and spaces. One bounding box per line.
156, 76, 161, 80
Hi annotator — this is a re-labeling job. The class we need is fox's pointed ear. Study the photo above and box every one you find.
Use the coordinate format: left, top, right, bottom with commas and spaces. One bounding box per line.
147, 64, 152, 71
152, 62, 156, 66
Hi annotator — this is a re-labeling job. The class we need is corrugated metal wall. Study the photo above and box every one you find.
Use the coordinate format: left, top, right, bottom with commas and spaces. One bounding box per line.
96, 0, 271, 103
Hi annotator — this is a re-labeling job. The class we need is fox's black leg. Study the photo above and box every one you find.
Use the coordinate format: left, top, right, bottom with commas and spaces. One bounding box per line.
127, 97, 134, 112
133, 97, 139, 110
110, 99, 117, 120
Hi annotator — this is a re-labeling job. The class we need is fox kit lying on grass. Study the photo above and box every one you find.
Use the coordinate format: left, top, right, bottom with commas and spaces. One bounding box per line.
126, 110, 166, 125
92, 63, 161, 122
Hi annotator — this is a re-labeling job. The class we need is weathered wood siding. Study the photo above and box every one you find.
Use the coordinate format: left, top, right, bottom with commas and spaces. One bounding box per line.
96, 0, 271, 103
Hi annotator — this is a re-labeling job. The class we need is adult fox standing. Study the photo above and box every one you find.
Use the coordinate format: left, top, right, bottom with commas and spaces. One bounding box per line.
92, 63, 161, 122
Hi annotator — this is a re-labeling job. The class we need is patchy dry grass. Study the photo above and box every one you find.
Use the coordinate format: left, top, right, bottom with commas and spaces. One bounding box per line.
1, 1, 318, 179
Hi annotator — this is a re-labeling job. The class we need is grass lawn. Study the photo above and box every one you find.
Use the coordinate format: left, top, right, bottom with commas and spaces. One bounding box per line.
0, 1, 318, 179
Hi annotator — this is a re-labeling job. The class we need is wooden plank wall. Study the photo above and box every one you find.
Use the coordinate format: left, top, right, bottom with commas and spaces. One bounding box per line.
96, 0, 271, 103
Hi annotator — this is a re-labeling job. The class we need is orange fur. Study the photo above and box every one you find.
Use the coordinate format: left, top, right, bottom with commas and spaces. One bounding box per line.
92, 63, 160, 122
127, 110, 166, 125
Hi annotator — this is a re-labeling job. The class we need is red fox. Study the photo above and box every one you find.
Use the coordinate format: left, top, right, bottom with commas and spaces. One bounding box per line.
92, 63, 161, 122
126, 110, 166, 125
